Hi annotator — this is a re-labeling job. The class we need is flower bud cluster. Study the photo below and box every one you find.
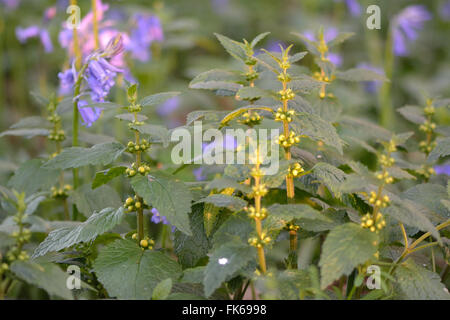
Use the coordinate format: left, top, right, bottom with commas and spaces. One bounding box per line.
367, 191, 390, 208
245, 206, 268, 220
127, 139, 150, 153
126, 163, 150, 178
287, 163, 305, 178
51, 185, 72, 199
376, 171, 394, 184
124, 196, 149, 213
278, 132, 301, 148
274, 108, 295, 123
360, 213, 386, 233
248, 232, 272, 248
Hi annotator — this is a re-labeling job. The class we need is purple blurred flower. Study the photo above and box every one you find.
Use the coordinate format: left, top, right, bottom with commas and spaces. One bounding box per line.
85, 57, 123, 102
266, 40, 286, 53
151, 208, 175, 232
1, 0, 20, 10
157, 96, 180, 116
357, 63, 384, 93
127, 14, 164, 62
334, 0, 361, 17
434, 164, 450, 176
58, 68, 76, 95
441, 1, 450, 21
193, 167, 207, 181
203, 134, 237, 156
211, 0, 229, 13
78, 100, 102, 127
304, 28, 342, 66
16, 26, 53, 53
391, 5, 431, 56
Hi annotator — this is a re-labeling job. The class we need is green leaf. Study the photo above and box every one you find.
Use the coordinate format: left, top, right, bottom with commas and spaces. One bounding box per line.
383, 199, 440, 242
140, 92, 181, 107
196, 194, 247, 212
312, 162, 347, 197
289, 51, 308, 63
30, 91, 49, 107
9, 116, 50, 129
336, 68, 387, 82
292, 113, 344, 154
261, 160, 290, 188
8, 159, 59, 195
92, 167, 127, 189
174, 204, 210, 268
319, 223, 378, 289
189, 69, 244, 92
10, 261, 73, 300
403, 184, 450, 220
131, 172, 193, 235
203, 241, 255, 297
291, 32, 320, 56
236, 86, 270, 101
152, 279, 173, 300
250, 32, 270, 48
340, 116, 392, 142
205, 177, 252, 194
212, 213, 253, 248
394, 259, 450, 300
115, 113, 148, 122
93, 239, 182, 299
0, 128, 49, 138
327, 32, 355, 48
289, 76, 324, 93
81, 102, 123, 110
387, 167, 416, 180
43, 142, 125, 170
398, 105, 425, 124
130, 124, 170, 147
214, 33, 247, 62
32, 207, 125, 258
428, 137, 450, 162
267, 204, 331, 224
220, 106, 273, 126
69, 184, 122, 217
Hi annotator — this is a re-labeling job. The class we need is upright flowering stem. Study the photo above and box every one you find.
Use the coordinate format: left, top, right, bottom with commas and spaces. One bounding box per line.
379, 28, 394, 129
247, 146, 269, 274
123, 85, 151, 244
70, 0, 82, 69
92, 0, 100, 50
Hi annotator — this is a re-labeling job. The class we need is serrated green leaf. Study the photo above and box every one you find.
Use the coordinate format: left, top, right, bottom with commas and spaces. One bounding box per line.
394, 259, 450, 300
205, 177, 252, 194
214, 33, 247, 62
387, 167, 416, 180
131, 172, 193, 235
10, 261, 73, 300
115, 113, 148, 122
250, 32, 270, 48
81, 102, 123, 110
312, 162, 347, 197
93, 239, 182, 299
69, 184, 122, 217
130, 124, 170, 147
327, 32, 355, 48
212, 213, 253, 248
0, 128, 49, 138
43, 142, 125, 170
403, 184, 450, 220
336, 68, 387, 82
428, 137, 450, 162
203, 241, 255, 297
32, 207, 125, 258
291, 32, 320, 56
236, 86, 270, 101
189, 69, 244, 92
9, 116, 50, 129
319, 223, 378, 289
174, 204, 210, 268
220, 106, 273, 127
140, 92, 181, 107
152, 279, 173, 300
8, 159, 59, 195
383, 199, 440, 242
289, 76, 324, 93
289, 51, 308, 63
196, 194, 247, 212
92, 167, 127, 189
292, 113, 344, 154
398, 105, 425, 124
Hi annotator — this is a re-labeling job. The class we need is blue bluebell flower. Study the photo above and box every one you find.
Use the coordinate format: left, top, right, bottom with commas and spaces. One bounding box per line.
1, 0, 20, 10
193, 167, 207, 181
357, 63, 384, 93
85, 57, 123, 102
334, 0, 361, 17
77, 100, 102, 128
157, 96, 181, 116
391, 5, 431, 56
58, 67, 76, 95
440, 1, 450, 21
127, 14, 164, 62
151, 208, 176, 232
434, 164, 450, 176
16, 26, 53, 53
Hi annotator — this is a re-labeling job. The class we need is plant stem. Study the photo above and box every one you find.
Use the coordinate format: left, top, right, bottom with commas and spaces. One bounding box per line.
71, 0, 82, 69
92, 0, 100, 50
379, 27, 394, 129
253, 158, 267, 274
